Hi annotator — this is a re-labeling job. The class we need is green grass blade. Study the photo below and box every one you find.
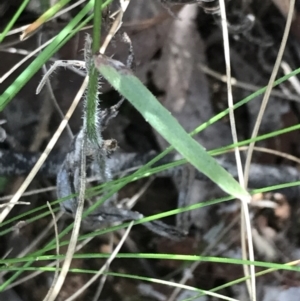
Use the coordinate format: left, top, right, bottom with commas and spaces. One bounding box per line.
2, 253, 300, 272
0, 0, 31, 43
0, 0, 93, 110
94, 54, 249, 199
32, 0, 70, 22
21, 0, 71, 40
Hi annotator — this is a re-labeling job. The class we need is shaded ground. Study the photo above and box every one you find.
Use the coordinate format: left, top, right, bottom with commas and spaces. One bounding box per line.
1, 1, 300, 300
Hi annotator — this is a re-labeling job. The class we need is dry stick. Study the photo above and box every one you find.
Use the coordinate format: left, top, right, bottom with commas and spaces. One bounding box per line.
0, 48, 74, 282
45, 78, 89, 301
219, 0, 244, 186
42, 2, 132, 297
117, 178, 157, 278
231, 146, 300, 165
5, 232, 94, 291
1, 18, 84, 83
0, 37, 55, 83
37, 32, 74, 144
0, 0, 87, 38
242, 3, 295, 292
99, 0, 131, 54
136, 278, 240, 301
0, 70, 82, 286
41, 63, 74, 140
32, 33, 58, 150
44, 72, 74, 139
43, 202, 60, 301
1, 25, 28, 37
218, 1, 246, 185
272, 0, 296, 18
0, 202, 30, 207
218, 0, 255, 299
122, 177, 154, 209
0, 33, 56, 224
0, 174, 108, 201
0, 187, 56, 201
0, 47, 86, 78
65, 221, 134, 301
281, 61, 300, 95
200, 64, 300, 103
100, 11, 122, 53
91, 234, 113, 301
3, 4, 129, 290
0, 79, 85, 224
0, 213, 64, 280
243, 0, 295, 187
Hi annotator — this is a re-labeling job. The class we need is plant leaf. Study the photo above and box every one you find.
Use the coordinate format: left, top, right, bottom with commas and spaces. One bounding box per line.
94, 54, 250, 199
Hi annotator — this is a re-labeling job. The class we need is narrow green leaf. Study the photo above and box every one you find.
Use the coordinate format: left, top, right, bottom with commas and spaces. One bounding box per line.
20, 0, 71, 40
0, 1, 93, 111
94, 54, 250, 199
0, 0, 31, 43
